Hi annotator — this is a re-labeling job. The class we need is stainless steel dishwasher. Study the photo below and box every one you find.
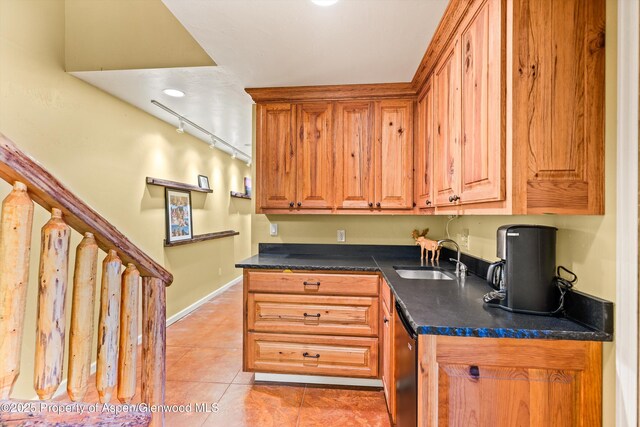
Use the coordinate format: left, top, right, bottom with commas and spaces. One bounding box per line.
394, 301, 417, 427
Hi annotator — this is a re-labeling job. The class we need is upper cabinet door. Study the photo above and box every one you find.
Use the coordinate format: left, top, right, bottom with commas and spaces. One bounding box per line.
415, 81, 435, 209
512, 0, 605, 214
375, 100, 413, 209
459, 0, 504, 204
335, 101, 375, 209
296, 103, 334, 209
258, 103, 296, 210
433, 39, 462, 206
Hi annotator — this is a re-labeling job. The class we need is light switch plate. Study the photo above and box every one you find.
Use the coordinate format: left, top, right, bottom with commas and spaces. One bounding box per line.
337, 229, 346, 242
270, 223, 278, 236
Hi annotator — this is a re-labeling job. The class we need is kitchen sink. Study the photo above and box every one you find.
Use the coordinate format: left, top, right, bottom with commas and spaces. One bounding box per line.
394, 267, 455, 280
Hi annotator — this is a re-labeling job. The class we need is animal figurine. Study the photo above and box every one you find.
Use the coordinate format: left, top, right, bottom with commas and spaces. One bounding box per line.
412, 228, 441, 261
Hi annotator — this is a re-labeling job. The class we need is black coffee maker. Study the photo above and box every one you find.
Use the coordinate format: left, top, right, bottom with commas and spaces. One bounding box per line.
484, 225, 558, 315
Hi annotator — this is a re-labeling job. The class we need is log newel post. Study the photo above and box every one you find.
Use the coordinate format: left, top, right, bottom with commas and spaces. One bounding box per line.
142, 277, 166, 427
67, 232, 99, 402
0, 181, 34, 399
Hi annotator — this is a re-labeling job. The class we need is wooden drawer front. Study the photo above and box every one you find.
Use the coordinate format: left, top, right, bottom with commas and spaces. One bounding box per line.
247, 294, 379, 337
381, 279, 393, 311
247, 332, 378, 378
247, 271, 379, 296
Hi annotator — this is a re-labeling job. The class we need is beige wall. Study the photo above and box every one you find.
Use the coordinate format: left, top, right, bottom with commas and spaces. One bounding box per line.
0, 0, 251, 399
65, 0, 215, 72
250, 0, 618, 424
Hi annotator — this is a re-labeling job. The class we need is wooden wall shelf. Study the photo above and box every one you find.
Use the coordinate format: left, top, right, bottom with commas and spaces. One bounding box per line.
146, 177, 213, 194
230, 191, 251, 200
164, 230, 239, 247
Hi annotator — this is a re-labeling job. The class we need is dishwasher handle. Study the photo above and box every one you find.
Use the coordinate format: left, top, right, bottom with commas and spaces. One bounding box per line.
395, 302, 418, 340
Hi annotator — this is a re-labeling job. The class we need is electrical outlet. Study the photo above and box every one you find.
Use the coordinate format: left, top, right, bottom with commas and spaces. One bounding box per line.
337, 229, 346, 243
269, 223, 278, 237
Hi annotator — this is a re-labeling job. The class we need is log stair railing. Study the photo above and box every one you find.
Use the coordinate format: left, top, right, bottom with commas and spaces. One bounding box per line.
0, 133, 172, 427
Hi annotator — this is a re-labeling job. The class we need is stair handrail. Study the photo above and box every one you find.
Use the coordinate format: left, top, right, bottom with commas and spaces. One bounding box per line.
0, 133, 172, 285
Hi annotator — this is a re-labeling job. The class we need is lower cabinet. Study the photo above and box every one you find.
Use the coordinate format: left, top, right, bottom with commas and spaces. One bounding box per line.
246, 332, 378, 378
243, 270, 380, 379
380, 280, 396, 423
418, 335, 603, 426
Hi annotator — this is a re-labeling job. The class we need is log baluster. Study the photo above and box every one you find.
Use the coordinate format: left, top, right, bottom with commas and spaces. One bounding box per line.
34, 208, 71, 400
96, 249, 122, 403
0, 182, 34, 399
118, 263, 140, 404
67, 232, 99, 401
142, 277, 166, 427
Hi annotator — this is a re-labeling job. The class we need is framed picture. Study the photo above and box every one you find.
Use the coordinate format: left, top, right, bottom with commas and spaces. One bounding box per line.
197, 175, 210, 190
244, 176, 252, 197
165, 188, 193, 243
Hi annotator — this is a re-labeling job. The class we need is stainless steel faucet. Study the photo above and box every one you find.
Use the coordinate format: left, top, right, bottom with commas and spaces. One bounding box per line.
437, 239, 467, 277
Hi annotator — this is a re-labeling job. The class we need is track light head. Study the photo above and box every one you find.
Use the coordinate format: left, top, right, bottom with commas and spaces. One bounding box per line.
176, 119, 185, 134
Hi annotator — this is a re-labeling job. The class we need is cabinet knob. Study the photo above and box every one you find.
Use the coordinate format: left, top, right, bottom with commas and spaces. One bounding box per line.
297, 202, 302, 207
449, 195, 460, 203
383, 317, 389, 324
368, 202, 373, 208
376, 202, 381, 208
426, 200, 432, 206
289, 202, 294, 208
413, 202, 416, 208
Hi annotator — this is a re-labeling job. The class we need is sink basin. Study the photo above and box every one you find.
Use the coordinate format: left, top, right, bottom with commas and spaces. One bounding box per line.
394, 267, 455, 280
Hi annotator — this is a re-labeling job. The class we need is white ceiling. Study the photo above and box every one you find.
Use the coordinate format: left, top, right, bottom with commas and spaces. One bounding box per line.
72, 66, 254, 159
71, 0, 448, 156
162, 0, 449, 87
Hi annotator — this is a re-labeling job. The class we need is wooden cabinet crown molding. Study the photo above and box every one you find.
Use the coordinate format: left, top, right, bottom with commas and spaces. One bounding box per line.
412, 0, 475, 93
246, 82, 416, 103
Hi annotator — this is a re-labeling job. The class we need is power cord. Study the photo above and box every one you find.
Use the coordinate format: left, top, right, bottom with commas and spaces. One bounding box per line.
551, 266, 577, 315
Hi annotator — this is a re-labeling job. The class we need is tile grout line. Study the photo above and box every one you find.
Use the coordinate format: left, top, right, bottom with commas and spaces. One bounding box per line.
295, 385, 307, 427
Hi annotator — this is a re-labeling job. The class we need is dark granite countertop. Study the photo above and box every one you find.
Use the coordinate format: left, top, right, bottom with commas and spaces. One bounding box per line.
236, 244, 613, 341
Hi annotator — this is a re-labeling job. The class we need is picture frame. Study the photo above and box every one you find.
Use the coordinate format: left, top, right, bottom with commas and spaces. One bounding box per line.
165, 188, 193, 243
197, 174, 210, 190
244, 176, 252, 197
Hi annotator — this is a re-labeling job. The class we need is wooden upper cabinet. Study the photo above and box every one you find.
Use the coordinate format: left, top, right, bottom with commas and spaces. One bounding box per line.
257, 103, 296, 210
335, 101, 375, 209
433, 39, 461, 207
415, 81, 434, 209
296, 103, 334, 209
512, 0, 605, 214
375, 100, 414, 209
459, 0, 504, 204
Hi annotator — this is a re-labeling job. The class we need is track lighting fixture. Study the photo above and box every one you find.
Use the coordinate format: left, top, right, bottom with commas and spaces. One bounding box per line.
176, 119, 185, 134
151, 100, 251, 163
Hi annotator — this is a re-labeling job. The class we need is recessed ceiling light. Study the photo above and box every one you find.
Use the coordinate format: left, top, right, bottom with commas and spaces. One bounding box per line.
311, 0, 339, 6
163, 88, 185, 98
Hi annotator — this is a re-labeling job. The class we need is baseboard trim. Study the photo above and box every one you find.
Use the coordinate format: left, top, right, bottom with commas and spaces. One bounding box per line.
254, 373, 383, 388
165, 275, 242, 328
49, 275, 243, 400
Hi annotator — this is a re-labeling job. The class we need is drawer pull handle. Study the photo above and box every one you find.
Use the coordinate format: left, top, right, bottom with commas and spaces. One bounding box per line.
303, 281, 321, 287
303, 352, 320, 359
303, 313, 321, 318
